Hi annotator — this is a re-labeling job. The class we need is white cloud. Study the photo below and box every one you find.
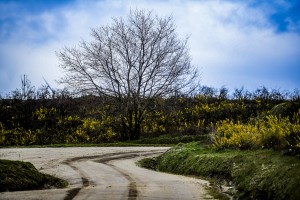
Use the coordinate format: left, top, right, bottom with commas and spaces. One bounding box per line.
0, 0, 299, 95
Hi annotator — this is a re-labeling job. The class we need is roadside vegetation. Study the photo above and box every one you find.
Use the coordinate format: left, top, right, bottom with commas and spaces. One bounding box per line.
139, 142, 300, 199
0, 159, 68, 192
137, 99, 300, 199
1, 75, 299, 149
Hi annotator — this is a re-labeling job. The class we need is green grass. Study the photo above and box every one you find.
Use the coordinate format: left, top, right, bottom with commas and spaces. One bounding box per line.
0, 159, 68, 192
0, 134, 209, 148
132, 134, 211, 145
0, 142, 171, 148
139, 142, 300, 200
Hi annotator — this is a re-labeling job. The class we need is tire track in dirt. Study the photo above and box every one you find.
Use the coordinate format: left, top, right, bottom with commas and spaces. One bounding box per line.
95, 151, 164, 200
106, 163, 138, 200
63, 163, 90, 200
61, 150, 165, 200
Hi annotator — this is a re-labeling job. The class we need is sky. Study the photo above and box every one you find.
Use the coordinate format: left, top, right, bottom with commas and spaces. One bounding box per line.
0, 0, 300, 96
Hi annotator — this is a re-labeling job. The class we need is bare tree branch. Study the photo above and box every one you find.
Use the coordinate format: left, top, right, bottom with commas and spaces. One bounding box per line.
57, 9, 199, 139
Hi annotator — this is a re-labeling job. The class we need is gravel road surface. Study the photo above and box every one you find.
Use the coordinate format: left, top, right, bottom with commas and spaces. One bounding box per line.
0, 147, 214, 200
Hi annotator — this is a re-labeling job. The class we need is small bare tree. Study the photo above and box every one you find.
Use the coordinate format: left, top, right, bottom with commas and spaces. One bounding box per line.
57, 9, 198, 140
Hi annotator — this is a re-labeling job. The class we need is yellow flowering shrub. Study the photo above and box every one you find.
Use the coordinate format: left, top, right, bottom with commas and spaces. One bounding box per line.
80, 117, 119, 143
213, 115, 300, 153
105, 127, 118, 141
259, 116, 293, 150
213, 119, 260, 149
82, 118, 101, 131
0, 124, 36, 146
34, 107, 57, 120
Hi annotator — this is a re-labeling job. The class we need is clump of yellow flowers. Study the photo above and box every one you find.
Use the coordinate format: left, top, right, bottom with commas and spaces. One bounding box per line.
213, 112, 300, 153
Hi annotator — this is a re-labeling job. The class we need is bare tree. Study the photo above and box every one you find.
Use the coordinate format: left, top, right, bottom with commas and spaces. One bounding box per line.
7, 75, 36, 100
57, 9, 198, 140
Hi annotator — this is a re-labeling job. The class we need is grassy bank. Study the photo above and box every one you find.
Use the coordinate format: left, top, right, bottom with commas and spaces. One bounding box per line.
130, 134, 210, 145
139, 142, 300, 200
0, 159, 68, 192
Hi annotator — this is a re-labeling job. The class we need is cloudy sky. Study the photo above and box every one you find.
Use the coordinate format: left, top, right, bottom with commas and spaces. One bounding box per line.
0, 0, 299, 95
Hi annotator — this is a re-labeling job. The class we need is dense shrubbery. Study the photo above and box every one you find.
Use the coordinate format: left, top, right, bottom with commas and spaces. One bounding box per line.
1, 79, 299, 148
0, 102, 121, 145
213, 103, 300, 155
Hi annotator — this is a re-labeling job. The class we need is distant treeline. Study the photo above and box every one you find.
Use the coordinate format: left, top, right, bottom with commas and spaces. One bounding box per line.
0, 76, 299, 148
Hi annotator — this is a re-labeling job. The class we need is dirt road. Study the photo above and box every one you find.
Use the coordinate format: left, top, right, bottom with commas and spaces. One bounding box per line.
0, 147, 214, 199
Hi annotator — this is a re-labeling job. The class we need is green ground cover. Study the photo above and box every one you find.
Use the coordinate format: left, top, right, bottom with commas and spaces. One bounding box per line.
0, 134, 209, 148
139, 142, 300, 200
0, 159, 68, 192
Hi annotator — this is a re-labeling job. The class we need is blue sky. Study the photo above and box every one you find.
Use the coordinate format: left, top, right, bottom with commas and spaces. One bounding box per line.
0, 0, 299, 96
